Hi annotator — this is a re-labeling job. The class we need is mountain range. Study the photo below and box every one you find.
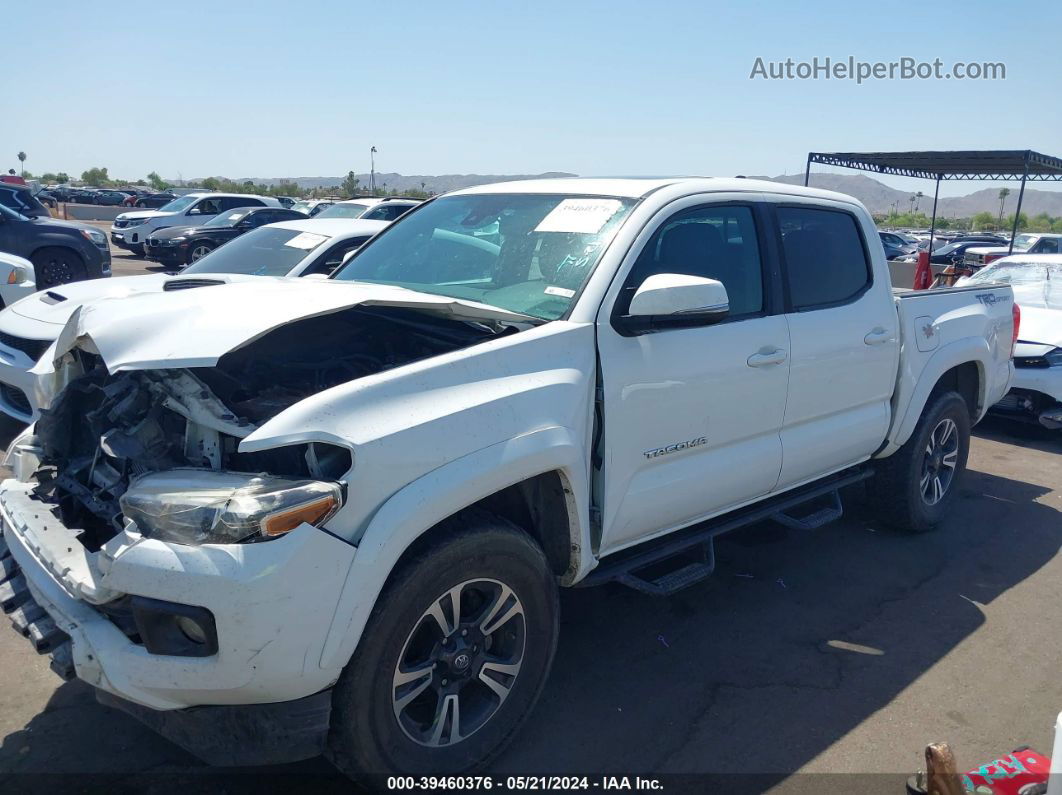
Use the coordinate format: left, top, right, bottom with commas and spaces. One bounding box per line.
221, 171, 1062, 218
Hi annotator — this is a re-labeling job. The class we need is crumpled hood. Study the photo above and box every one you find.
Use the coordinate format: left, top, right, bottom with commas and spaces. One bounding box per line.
1016, 304, 1062, 348
5, 273, 264, 330
45, 279, 533, 373
1013, 283, 1062, 347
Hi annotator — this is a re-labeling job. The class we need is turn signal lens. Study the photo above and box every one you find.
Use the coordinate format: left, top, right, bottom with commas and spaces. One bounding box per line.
261, 494, 340, 537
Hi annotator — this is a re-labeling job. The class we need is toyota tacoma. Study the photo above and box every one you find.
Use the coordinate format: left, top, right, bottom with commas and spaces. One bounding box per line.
0, 178, 1015, 778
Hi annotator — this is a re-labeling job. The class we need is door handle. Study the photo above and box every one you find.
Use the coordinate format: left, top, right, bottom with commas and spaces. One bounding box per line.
747, 348, 787, 367
864, 327, 891, 346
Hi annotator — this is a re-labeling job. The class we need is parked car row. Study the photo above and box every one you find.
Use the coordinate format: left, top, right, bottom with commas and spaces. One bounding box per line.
0, 178, 1020, 781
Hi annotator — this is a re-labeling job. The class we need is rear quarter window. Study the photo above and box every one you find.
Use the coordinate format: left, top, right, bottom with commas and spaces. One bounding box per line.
777, 206, 871, 310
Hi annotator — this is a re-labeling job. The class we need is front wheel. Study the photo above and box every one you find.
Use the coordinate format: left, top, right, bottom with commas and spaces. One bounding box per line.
31, 247, 87, 288
187, 241, 214, 263
328, 513, 559, 779
869, 390, 971, 532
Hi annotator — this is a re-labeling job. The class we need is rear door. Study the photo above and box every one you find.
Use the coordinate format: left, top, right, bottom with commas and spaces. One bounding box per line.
596, 197, 790, 554
773, 200, 900, 489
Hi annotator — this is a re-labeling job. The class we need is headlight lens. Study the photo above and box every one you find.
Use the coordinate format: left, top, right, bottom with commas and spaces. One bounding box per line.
6, 265, 27, 284
119, 470, 342, 545
164, 237, 185, 245
1047, 348, 1062, 367
80, 229, 107, 246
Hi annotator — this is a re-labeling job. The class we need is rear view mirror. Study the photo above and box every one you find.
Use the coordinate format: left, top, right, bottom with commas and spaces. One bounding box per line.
616, 273, 729, 335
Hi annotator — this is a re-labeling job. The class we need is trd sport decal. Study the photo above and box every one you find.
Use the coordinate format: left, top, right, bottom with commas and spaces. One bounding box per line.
644, 437, 707, 459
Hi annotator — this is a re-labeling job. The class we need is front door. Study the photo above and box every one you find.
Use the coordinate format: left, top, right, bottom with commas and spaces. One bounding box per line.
596, 200, 790, 554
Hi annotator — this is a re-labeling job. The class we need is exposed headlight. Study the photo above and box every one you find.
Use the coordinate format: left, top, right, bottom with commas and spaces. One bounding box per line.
6, 265, 28, 284
1047, 348, 1062, 367
122, 218, 146, 227
164, 237, 186, 245
80, 229, 107, 247
119, 470, 343, 545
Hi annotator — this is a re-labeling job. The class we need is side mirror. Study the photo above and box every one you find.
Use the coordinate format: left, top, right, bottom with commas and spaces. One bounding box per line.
616, 273, 729, 335
340, 248, 360, 266
302, 273, 329, 280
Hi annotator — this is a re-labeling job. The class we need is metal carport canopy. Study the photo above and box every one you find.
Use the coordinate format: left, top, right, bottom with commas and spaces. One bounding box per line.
803, 149, 1062, 257
804, 150, 1062, 182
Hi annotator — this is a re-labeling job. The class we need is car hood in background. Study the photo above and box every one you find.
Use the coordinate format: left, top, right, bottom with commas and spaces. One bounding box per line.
46, 279, 536, 373
115, 210, 172, 222
147, 225, 203, 240
29, 215, 101, 235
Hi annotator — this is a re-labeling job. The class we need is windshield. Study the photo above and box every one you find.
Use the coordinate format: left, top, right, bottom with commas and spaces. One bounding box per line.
183, 226, 332, 276
203, 209, 252, 228
315, 202, 372, 219
331, 194, 637, 320
157, 195, 199, 213
291, 201, 314, 214
1011, 234, 1037, 251
965, 259, 1062, 286
934, 242, 962, 255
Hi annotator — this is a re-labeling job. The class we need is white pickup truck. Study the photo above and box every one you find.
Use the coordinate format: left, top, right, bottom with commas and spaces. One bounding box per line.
0, 178, 1015, 778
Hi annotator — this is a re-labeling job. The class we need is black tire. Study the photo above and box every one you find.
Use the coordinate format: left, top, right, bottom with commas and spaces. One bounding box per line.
327, 511, 559, 780
31, 247, 87, 289
129, 244, 145, 258
869, 390, 970, 532
186, 240, 214, 264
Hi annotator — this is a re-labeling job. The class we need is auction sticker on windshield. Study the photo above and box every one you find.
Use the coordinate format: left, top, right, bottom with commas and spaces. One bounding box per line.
535, 198, 624, 234
284, 232, 328, 250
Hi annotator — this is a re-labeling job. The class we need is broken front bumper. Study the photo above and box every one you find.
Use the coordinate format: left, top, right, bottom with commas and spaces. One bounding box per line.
0, 478, 357, 715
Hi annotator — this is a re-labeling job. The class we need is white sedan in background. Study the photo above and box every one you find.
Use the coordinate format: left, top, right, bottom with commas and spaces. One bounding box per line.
0, 251, 38, 309
0, 219, 389, 422
958, 254, 1062, 429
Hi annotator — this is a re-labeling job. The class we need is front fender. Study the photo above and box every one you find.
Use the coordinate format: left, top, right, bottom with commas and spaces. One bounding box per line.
317, 425, 591, 671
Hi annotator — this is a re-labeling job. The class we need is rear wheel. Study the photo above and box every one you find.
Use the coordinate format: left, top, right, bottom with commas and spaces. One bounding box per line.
31, 247, 87, 288
187, 241, 214, 263
869, 390, 970, 532
327, 513, 558, 780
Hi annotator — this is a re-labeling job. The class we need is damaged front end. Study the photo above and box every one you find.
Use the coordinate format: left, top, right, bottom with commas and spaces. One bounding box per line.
29, 304, 503, 551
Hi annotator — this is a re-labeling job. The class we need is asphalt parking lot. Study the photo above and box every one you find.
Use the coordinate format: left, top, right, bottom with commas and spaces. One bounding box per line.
0, 237, 1059, 792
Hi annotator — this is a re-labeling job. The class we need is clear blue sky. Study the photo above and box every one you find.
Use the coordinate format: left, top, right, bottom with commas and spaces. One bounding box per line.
4, 0, 1061, 196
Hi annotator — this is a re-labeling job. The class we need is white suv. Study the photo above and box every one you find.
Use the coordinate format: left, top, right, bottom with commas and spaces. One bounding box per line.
110, 192, 280, 256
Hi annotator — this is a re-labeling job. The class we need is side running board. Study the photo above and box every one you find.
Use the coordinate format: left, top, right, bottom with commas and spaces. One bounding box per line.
580, 467, 871, 596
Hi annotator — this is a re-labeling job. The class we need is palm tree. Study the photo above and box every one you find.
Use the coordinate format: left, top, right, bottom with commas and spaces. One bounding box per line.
16, 151, 26, 177
908, 195, 917, 214
998, 187, 1010, 224
914, 191, 924, 213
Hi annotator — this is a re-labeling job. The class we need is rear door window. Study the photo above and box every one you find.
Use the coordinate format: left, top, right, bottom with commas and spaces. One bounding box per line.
777, 206, 872, 310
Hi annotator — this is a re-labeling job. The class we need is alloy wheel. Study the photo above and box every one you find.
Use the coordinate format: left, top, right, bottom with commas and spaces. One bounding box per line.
920, 417, 959, 506
392, 578, 526, 747
190, 245, 212, 261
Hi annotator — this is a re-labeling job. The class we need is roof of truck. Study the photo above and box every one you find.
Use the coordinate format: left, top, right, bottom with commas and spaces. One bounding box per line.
451, 176, 857, 204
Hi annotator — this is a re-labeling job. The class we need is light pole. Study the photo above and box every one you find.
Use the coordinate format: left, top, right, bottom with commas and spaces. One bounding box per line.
370, 146, 377, 196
